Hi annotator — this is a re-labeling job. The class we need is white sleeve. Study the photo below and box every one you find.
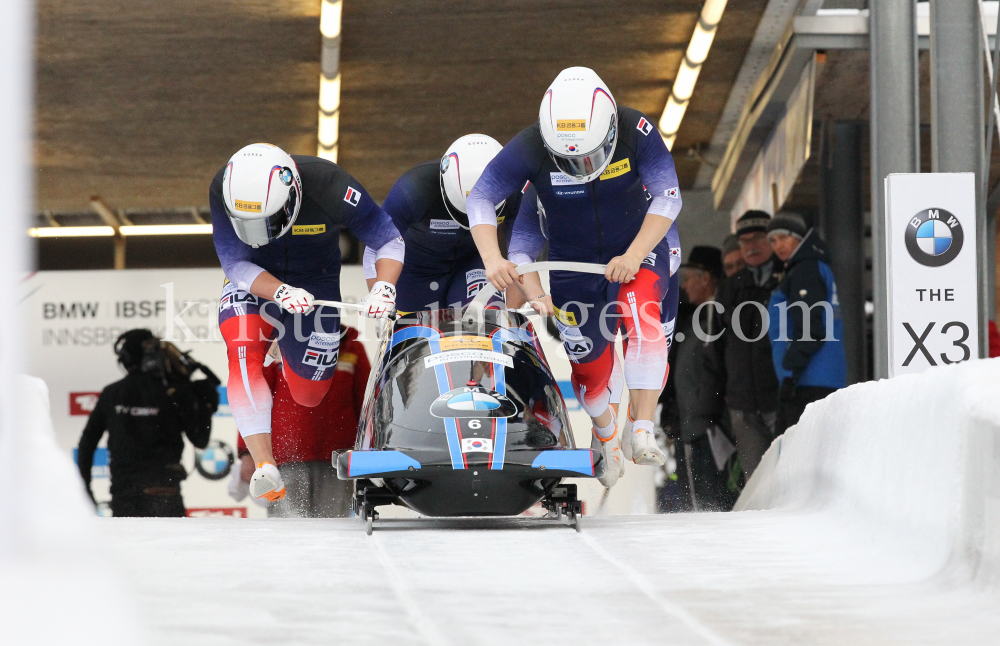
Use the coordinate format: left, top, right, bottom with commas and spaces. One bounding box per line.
226, 260, 266, 292
646, 193, 682, 220
362, 246, 378, 280
467, 185, 500, 229
364, 236, 405, 280
508, 251, 535, 266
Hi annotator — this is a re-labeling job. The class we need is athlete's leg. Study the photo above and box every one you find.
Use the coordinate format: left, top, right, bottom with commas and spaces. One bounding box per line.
549, 272, 616, 416
608, 346, 624, 411
276, 283, 341, 407
621, 266, 680, 420
550, 270, 624, 486
218, 281, 289, 501
616, 238, 677, 465
219, 285, 275, 449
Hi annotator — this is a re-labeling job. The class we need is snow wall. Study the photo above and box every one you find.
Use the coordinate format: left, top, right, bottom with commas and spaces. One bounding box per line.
736, 358, 1000, 589
0, 377, 145, 644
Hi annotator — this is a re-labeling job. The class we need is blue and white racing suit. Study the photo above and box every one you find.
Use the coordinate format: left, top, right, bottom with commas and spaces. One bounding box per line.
466, 107, 682, 418
376, 161, 529, 313
211, 155, 403, 437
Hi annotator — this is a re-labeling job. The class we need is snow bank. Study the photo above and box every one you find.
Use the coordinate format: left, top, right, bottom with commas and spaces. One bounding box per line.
0, 376, 145, 645
736, 358, 1000, 588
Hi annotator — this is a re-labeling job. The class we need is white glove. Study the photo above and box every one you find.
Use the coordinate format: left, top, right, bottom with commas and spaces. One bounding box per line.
227, 463, 249, 502
273, 283, 315, 314
360, 281, 396, 319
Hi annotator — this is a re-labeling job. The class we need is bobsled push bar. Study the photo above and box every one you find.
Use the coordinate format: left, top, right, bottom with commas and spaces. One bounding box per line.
466, 261, 607, 323
314, 299, 399, 320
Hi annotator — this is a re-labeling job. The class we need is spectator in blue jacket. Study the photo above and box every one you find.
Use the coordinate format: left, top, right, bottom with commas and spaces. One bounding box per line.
766, 213, 847, 433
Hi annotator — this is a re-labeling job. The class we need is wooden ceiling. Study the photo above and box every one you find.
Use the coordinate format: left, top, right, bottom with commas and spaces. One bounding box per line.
34, 0, 769, 212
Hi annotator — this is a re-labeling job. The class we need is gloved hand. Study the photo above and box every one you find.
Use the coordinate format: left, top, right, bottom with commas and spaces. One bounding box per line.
360, 281, 397, 319
779, 377, 797, 403
227, 461, 249, 502
273, 283, 315, 314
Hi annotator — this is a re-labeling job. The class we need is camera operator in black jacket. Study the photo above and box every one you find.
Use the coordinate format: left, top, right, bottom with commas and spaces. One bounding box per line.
77, 329, 220, 517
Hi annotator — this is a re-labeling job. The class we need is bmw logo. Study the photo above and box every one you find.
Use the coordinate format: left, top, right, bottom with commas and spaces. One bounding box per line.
193, 439, 235, 480
440, 156, 451, 173
430, 385, 518, 419
904, 208, 964, 267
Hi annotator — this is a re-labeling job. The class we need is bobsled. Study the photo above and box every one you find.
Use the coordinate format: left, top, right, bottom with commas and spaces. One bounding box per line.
334, 262, 609, 533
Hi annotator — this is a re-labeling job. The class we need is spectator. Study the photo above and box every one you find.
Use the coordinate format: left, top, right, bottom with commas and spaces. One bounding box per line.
672, 246, 740, 511
77, 329, 219, 517
766, 213, 847, 433
721, 234, 745, 278
230, 326, 371, 517
717, 210, 780, 481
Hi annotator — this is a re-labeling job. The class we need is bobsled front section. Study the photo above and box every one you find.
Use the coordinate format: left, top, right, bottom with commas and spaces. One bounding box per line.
339, 309, 602, 515
339, 314, 455, 479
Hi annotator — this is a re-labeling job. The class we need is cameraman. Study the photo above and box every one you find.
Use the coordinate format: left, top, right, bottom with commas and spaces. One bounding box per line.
77, 329, 220, 517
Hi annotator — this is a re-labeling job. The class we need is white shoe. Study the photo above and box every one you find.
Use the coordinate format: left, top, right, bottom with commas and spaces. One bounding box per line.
621, 409, 634, 462
592, 419, 624, 489
630, 428, 666, 466
249, 462, 286, 502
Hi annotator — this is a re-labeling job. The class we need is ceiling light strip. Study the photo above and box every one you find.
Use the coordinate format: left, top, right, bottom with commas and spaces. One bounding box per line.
318, 0, 343, 163
29, 225, 213, 238
659, 0, 729, 150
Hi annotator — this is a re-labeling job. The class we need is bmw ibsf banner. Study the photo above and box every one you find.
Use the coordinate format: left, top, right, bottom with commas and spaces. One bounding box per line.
885, 173, 978, 377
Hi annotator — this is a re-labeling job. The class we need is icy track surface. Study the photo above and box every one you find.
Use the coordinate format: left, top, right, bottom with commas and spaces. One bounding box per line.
100, 359, 1000, 645
101, 512, 997, 646
10, 359, 1000, 645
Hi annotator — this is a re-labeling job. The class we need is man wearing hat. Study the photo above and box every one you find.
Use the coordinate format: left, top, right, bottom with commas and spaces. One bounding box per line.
766, 213, 846, 433
721, 234, 745, 278
716, 210, 781, 480
670, 246, 739, 511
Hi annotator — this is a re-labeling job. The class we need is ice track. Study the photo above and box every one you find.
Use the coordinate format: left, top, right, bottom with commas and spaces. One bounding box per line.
6, 360, 1000, 645
102, 511, 999, 646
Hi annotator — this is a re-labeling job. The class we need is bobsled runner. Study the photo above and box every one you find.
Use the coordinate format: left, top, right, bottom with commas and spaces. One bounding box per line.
333, 262, 609, 533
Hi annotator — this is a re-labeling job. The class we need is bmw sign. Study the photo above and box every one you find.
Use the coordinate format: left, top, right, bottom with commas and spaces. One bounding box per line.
904, 208, 964, 267
885, 173, 979, 377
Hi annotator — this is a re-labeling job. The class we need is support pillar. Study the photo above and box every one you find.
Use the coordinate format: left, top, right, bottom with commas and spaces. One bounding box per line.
869, 0, 920, 379
929, 0, 987, 356
820, 122, 865, 385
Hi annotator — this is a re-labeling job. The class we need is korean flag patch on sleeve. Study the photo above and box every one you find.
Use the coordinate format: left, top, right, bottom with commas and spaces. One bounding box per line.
344, 186, 361, 207
637, 117, 653, 136
665, 187, 679, 199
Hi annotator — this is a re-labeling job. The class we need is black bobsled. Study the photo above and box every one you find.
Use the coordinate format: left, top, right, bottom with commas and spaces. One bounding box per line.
336, 304, 602, 533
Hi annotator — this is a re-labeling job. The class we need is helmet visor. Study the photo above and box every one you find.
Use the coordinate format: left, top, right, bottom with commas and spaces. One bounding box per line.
227, 188, 296, 247
549, 118, 617, 181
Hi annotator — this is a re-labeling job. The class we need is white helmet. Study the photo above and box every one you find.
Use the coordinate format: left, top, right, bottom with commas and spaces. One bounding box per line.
539, 67, 618, 183
439, 134, 505, 228
221, 143, 302, 247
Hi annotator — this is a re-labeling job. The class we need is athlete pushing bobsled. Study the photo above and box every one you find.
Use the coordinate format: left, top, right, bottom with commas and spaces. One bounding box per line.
467, 67, 682, 489
211, 143, 404, 503
371, 134, 532, 313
